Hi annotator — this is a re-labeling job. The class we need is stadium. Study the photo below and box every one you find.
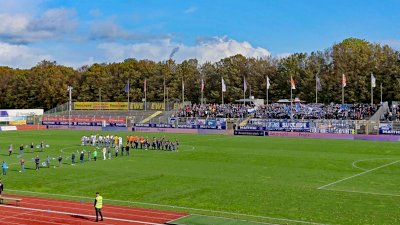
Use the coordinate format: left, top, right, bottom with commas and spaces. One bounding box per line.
1, 1, 400, 225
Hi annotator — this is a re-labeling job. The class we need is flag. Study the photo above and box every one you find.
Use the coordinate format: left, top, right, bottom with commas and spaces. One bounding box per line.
222, 77, 226, 92
266, 76, 270, 90
124, 80, 129, 93
291, 76, 296, 90
144, 79, 147, 92
342, 74, 347, 87
371, 73, 376, 88
244, 77, 247, 93
201, 79, 204, 92
316, 76, 322, 91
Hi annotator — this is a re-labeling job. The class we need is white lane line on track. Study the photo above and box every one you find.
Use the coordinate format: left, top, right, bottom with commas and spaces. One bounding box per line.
7, 189, 328, 225
318, 160, 400, 190
17, 200, 176, 221
0, 206, 119, 225
0, 204, 160, 225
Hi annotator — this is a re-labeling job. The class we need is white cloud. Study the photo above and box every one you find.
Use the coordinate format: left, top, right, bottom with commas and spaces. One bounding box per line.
89, 19, 169, 41
184, 6, 197, 14
98, 36, 270, 64
276, 53, 293, 59
0, 37, 271, 69
0, 8, 78, 44
0, 42, 52, 68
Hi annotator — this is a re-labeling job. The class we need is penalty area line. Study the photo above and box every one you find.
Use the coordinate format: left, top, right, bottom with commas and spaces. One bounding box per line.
321, 188, 400, 197
318, 159, 400, 190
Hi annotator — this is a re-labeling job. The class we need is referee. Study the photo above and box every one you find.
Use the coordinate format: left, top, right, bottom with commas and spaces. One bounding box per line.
94, 192, 103, 222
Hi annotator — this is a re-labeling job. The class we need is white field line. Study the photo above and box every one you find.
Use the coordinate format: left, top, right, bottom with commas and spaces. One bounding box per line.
351, 158, 396, 171
318, 160, 400, 190
322, 188, 400, 197
190, 213, 280, 225
7, 189, 328, 225
0, 204, 160, 225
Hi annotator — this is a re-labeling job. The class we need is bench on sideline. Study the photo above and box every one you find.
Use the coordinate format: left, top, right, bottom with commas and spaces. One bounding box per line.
0, 196, 22, 205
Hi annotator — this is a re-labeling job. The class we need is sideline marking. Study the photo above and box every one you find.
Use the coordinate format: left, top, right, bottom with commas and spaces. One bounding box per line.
318, 160, 400, 190
189, 213, 279, 225
0, 204, 162, 225
7, 189, 328, 225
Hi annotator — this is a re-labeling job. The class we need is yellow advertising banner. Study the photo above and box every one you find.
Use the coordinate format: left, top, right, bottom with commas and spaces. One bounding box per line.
74, 102, 166, 110
10, 120, 27, 125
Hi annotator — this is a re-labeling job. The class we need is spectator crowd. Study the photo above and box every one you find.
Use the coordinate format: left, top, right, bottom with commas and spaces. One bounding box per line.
176, 103, 378, 120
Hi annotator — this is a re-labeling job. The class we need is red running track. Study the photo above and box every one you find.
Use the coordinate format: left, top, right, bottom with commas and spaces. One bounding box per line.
0, 194, 188, 225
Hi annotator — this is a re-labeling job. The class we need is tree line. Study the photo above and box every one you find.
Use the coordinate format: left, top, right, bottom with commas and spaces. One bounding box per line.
0, 38, 399, 111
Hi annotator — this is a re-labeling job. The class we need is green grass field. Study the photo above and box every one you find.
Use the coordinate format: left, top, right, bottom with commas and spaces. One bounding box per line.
1, 130, 400, 225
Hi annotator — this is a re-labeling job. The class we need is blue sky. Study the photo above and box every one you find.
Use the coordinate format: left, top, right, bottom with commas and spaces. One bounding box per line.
0, 0, 399, 68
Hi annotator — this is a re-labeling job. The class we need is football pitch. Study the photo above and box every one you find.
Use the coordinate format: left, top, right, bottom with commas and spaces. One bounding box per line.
1, 130, 400, 225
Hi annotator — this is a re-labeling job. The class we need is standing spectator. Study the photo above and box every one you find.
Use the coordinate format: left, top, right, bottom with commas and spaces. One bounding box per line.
93, 150, 97, 161
1, 161, 7, 175
20, 159, 25, 172
35, 155, 40, 170
8, 144, 12, 156
58, 155, 63, 166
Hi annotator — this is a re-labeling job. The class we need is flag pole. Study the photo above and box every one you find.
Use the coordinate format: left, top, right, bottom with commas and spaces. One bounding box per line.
371, 79, 373, 105
266, 86, 269, 106
266, 76, 269, 106
144, 79, 147, 111
342, 78, 344, 105
222, 89, 224, 105
315, 76, 318, 103
201, 79, 204, 105
243, 77, 245, 106
127, 79, 130, 111
182, 77, 185, 107
163, 76, 166, 111
290, 76, 293, 119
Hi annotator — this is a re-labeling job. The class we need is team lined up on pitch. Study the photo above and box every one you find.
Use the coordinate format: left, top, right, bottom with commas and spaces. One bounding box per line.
1, 134, 180, 174
81, 134, 180, 152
